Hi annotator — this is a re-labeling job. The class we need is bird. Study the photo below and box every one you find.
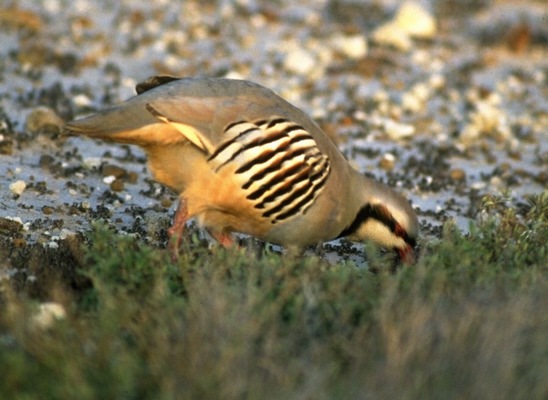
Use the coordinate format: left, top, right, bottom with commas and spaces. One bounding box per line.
64, 76, 419, 262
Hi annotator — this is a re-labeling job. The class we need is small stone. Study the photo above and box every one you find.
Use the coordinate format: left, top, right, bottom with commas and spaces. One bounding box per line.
126, 171, 139, 184
160, 197, 173, 208
401, 82, 431, 112
383, 119, 415, 140
394, 1, 437, 39
0, 217, 24, 234
490, 176, 504, 188
110, 179, 125, 192
42, 206, 55, 215
284, 48, 316, 75
0, 135, 13, 155
83, 157, 101, 169
101, 164, 127, 178
372, 22, 412, 51
72, 94, 92, 107
103, 175, 116, 184
450, 169, 466, 181
25, 107, 64, 135
31, 302, 67, 329
331, 34, 368, 60
379, 153, 396, 171
10, 180, 27, 196
460, 101, 511, 146
372, 1, 436, 51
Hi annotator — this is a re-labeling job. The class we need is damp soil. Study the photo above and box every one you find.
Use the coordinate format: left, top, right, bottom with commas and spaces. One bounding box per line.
0, 0, 546, 295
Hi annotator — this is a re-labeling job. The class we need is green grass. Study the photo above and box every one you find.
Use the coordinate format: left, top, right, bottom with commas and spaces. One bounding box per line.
1, 193, 547, 400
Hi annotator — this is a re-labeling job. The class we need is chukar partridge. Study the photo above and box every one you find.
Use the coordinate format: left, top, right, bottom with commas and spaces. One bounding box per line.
65, 76, 419, 262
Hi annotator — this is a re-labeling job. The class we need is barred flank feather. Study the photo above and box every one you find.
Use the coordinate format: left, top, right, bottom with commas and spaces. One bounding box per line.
208, 117, 331, 223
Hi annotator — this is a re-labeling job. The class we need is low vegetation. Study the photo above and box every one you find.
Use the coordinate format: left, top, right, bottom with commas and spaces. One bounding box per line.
1, 193, 546, 399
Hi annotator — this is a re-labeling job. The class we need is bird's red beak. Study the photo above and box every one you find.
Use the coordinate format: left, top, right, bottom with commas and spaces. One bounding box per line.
397, 244, 416, 265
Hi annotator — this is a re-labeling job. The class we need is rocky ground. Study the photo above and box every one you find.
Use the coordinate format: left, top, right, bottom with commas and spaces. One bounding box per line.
0, 0, 546, 290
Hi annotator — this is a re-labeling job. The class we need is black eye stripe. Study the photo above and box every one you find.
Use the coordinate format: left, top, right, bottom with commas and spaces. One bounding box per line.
337, 204, 415, 247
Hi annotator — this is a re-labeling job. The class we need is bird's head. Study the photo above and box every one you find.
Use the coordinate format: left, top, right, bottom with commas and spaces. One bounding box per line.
339, 177, 419, 264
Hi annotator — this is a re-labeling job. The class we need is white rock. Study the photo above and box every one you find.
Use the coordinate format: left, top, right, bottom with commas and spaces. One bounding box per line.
372, 22, 412, 51
83, 157, 101, 169
284, 48, 316, 75
44, 241, 59, 249
224, 71, 244, 80
5, 216, 24, 225
73, 94, 92, 107
383, 119, 416, 140
429, 73, 446, 90
10, 180, 26, 195
31, 302, 67, 329
460, 100, 512, 146
372, 1, 436, 51
490, 176, 504, 188
395, 1, 437, 39
331, 34, 368, 60
103, 175, 116, 184
382, 152, 396, 162
401, 82, 431, 112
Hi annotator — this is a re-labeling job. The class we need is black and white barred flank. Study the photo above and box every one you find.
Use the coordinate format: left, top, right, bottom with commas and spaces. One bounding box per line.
208, 117, 331, 224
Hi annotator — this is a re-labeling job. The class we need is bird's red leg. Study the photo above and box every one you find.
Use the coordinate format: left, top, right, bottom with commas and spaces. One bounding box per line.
209, 230, 235, 248
168, 197, 188, 257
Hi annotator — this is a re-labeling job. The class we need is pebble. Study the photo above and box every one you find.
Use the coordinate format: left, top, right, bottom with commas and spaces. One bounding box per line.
460, 101, 512, 146
383, 119, 416, 140
0, 217, 23, 234
450, 169, 466, 181
379, 153, 396, 171
25, 107, 64, 135
372, 22, 412, 51
284, 48, 316, 75
42, 206, 55, 215
10, 180, 27, 195
394, 1, 437, 39
331, 34, 368, 60
83, 157, 102, 169
160, 196, 173, 208
401, 82, 431, 113
102, 164, 127, 178
110, 179, 125, 192
126, 171, 139, 184
372, 1, 436, 51
72, 94, 92, 107
103, 175, 116, 184
31, 302, 67, 329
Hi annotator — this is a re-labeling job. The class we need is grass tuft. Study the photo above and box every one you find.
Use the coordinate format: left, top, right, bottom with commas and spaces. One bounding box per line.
0, 193, 546, 399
